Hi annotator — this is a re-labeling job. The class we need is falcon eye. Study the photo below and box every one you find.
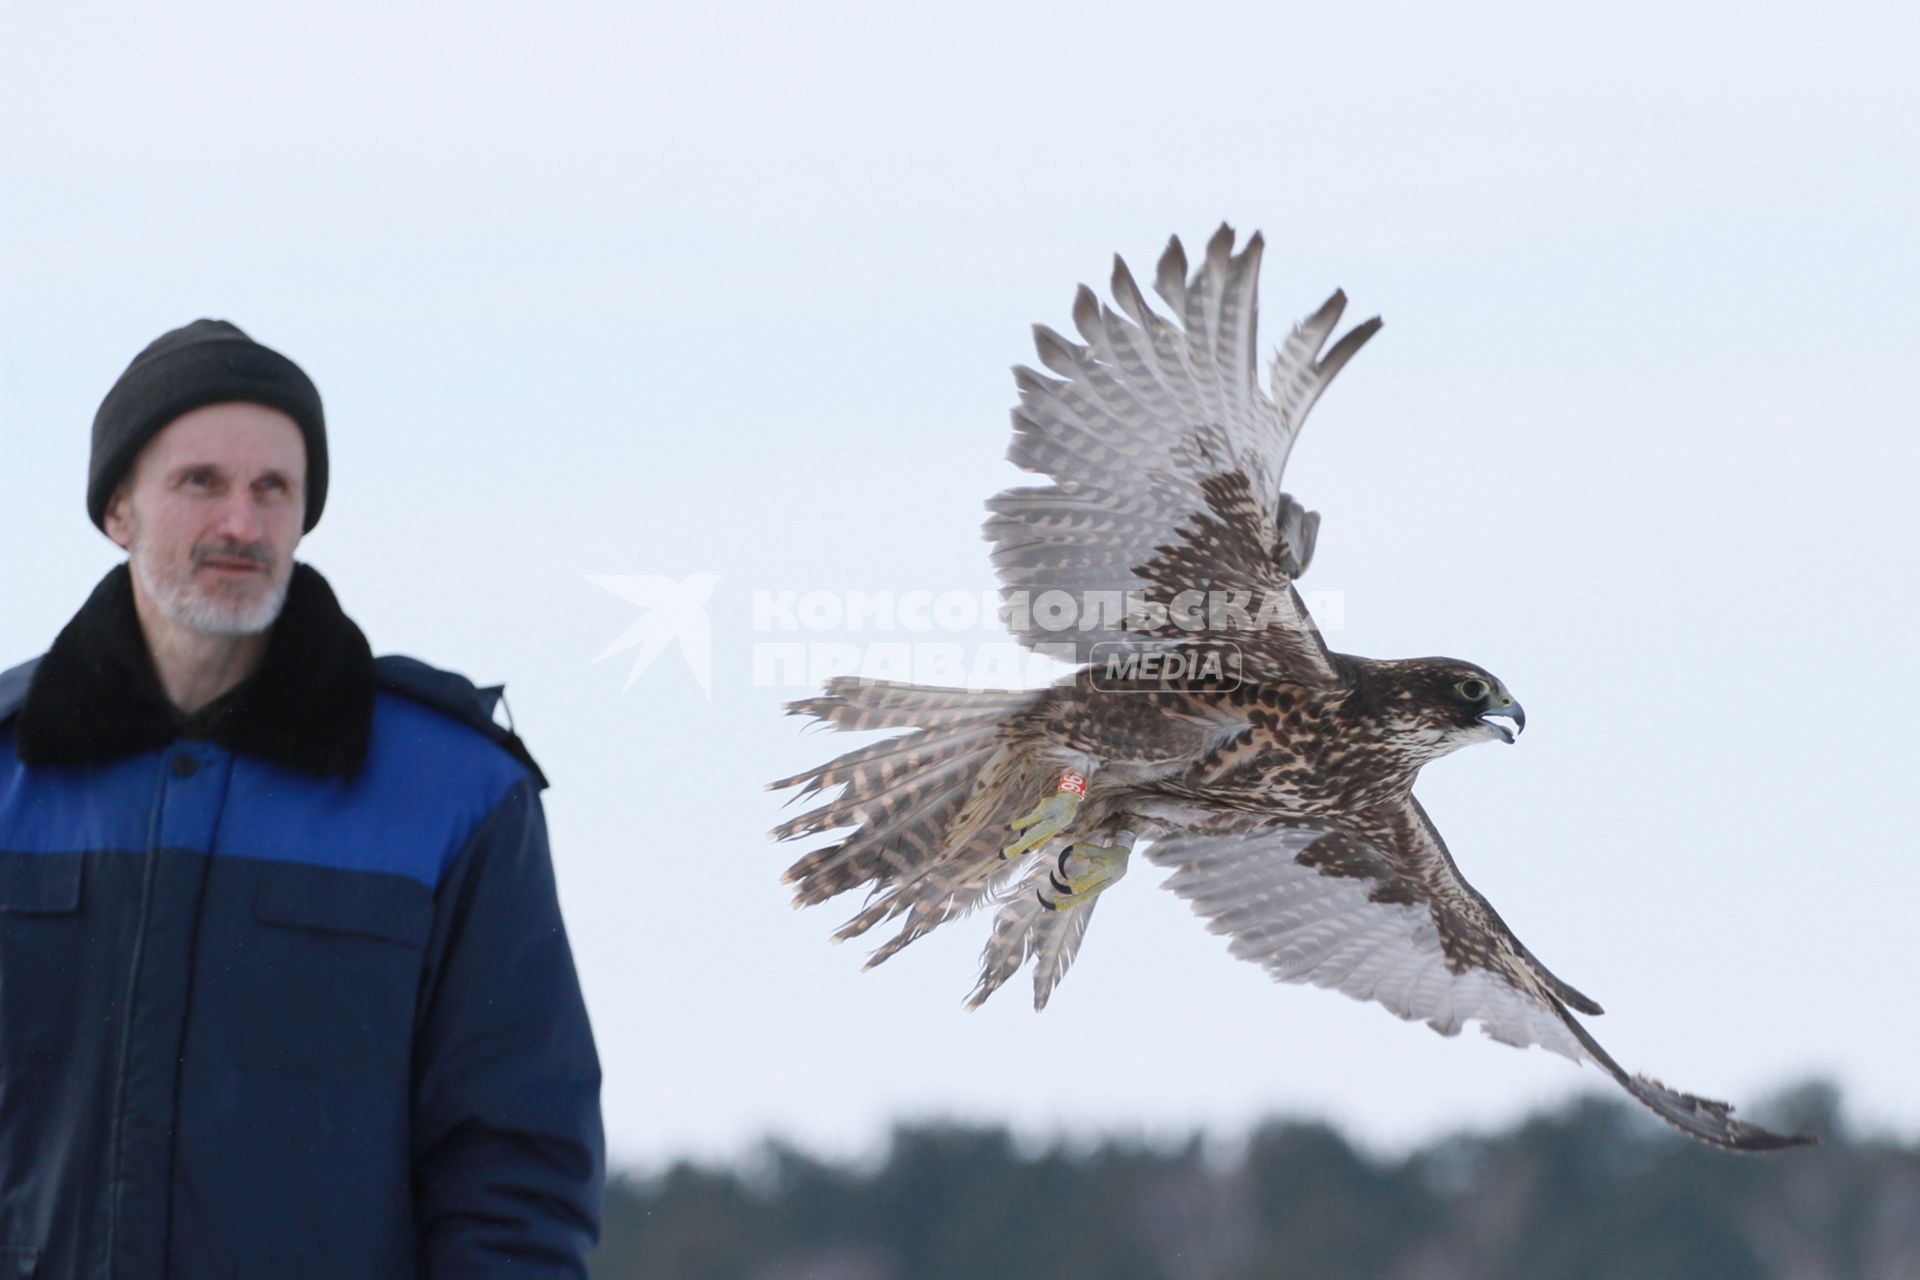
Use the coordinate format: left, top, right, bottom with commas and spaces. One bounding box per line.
1454, 678, 1491, 702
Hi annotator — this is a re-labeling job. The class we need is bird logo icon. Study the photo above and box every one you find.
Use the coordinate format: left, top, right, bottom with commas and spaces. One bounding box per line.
587, 573, 719, 696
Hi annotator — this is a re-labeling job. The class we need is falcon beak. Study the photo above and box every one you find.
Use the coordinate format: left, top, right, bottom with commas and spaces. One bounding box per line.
1479, 691, 1525, 744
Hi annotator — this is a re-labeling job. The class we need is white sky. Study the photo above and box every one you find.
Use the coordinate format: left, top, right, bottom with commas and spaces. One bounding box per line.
3, 1, 1916, 1169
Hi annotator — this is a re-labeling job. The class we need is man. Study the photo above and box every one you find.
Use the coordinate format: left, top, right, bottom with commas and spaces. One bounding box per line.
0, 320, 603, 1276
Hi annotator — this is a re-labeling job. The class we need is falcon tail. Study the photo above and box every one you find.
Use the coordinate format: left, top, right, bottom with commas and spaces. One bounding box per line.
772, 678, 1058, 972
966, 863, 1100, 1012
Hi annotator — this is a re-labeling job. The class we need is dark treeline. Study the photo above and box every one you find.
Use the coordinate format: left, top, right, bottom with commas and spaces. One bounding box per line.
592, 1083, 1920, 1280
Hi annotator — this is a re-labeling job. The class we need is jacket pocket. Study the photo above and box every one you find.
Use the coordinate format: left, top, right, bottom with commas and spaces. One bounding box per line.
230, 861, 432, 1086
0, 854, 81, 914
0, 853, 85, 1064
253, 862, 431, 947
236, 1255, 403, 1280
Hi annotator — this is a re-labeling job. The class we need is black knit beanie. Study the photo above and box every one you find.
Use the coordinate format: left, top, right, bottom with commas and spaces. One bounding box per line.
88, 319, 327, 533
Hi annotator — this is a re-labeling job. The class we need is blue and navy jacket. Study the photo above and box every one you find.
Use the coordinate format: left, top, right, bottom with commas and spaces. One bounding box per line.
0, 564, 602, 1277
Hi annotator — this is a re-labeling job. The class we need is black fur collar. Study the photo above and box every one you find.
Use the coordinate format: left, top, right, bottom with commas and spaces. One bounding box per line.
15, 561, 375, 777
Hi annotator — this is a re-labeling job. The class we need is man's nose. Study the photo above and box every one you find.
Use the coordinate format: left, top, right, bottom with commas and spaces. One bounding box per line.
211, 490, 267, 542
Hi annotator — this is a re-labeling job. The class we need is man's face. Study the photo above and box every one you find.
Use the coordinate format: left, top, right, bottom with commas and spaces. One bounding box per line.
104, 402, 307, 637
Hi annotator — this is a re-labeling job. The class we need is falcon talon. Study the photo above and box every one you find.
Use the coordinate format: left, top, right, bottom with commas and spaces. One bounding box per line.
1042, 837, 1134, 909
1002, 788, 1082, 860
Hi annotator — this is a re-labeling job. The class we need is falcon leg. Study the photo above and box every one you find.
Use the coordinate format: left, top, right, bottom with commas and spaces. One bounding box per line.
1037, 830, 1135, 911
1002, 768, 1092, 859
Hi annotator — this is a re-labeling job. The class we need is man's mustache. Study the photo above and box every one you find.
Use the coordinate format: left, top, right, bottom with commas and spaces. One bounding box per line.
192, 541, 276, 573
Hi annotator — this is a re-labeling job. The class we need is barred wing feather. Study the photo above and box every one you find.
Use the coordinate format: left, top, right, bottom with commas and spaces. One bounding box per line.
985, 225, 1379, 683
1147, 814, 1586, 1059
1145, 804, 1813, 1151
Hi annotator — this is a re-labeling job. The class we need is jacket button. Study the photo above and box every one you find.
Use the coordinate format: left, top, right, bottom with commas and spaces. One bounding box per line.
171, 754, 199, 779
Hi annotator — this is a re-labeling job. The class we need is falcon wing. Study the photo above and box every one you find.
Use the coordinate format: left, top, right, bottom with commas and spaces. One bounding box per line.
1145, 800, 1813, 1152
985, 225, 1378, 686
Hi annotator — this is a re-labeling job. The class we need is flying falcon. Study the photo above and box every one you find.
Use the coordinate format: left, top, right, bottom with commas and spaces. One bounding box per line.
771, 226, 1810, 1152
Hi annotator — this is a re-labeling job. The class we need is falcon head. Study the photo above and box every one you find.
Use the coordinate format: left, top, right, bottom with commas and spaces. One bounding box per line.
1364, 657, 1526, 756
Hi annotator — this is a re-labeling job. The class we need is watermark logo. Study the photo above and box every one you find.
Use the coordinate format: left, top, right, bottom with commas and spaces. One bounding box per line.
1086, 641, 1244, 694
592, 579, 1345, 696
746, 587, 1343, 639
587, 573, 719, 695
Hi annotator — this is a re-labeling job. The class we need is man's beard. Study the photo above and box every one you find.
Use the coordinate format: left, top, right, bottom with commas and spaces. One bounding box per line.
130, 535, 290, 637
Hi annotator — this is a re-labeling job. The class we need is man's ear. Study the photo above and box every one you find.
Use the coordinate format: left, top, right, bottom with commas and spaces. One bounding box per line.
103, 485, 136, 551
